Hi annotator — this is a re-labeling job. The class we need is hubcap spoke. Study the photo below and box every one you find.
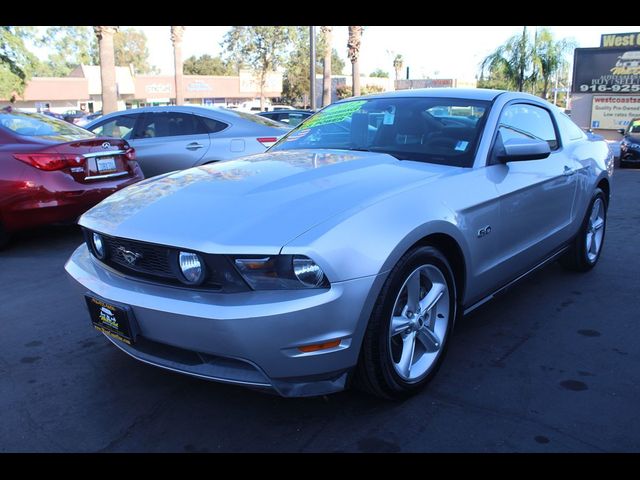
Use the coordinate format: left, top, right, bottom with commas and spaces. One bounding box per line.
418, 283, 445, 315
592, 218, 604, 231
417, 327, 440, 353
391, 316, 412, 336
397, 331, 416, 378
406, 270, 421, 312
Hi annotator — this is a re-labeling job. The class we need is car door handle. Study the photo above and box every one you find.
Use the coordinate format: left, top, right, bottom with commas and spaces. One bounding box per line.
186, 142, 204, 150
563, 166, 576, 176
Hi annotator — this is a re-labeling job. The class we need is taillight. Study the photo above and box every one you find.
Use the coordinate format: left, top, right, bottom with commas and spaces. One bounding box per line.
257, 137, 278, 148
13, 153, 85, 171
124, 147, 136, 161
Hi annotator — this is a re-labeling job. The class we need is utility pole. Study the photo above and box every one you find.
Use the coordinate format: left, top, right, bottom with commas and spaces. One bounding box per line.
310, 26, 316, 110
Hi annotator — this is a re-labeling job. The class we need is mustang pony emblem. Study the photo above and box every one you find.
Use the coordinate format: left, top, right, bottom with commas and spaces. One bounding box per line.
117, 246, 142, 265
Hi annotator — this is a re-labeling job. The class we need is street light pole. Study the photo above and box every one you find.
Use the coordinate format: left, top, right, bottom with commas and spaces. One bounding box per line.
310, 26, 316, 110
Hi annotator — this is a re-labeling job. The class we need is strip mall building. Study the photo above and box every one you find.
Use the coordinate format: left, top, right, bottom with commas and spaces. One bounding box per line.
3, 65, 283, 113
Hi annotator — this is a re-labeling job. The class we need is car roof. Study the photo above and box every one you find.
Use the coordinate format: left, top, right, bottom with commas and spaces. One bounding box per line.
89, 105, 269, 123
260, 109, 312, 115
342, 88, 507, 103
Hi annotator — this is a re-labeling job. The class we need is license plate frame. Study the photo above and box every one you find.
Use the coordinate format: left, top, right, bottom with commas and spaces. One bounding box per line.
96, 156, 117, 173
84, 294, 138, 345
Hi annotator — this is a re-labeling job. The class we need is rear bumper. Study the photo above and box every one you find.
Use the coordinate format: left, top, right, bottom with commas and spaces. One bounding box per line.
2, 167, 144, 232
65, 244, 378, 397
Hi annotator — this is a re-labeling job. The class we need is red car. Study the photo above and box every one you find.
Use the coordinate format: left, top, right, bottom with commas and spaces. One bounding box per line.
0, 109, 144, 247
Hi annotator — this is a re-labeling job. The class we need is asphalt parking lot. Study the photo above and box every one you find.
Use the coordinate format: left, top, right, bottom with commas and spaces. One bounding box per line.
1, 166, 639, 453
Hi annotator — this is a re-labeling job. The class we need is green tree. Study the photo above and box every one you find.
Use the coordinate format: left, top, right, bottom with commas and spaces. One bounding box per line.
222, 26, 293, 110
183, 54, 235, 75
114, 28, 157, 74
34, 26, 98, 77
0, 27, 38, 101
370, 68, 389, 78
480, 26, 533, 92
532, 28, 576, 100
281, 27, 346, 106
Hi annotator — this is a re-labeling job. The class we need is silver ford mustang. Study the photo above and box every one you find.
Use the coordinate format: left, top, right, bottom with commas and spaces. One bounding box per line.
65, 89, 614, 399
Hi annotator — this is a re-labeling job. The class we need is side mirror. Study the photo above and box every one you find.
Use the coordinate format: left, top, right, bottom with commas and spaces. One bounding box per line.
498, 138, 551, 162
617, 129, 626, 135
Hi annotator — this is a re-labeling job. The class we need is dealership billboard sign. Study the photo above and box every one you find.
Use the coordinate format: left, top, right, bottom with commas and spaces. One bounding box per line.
572, 48, 640, 93
600, 32, 640, 48
590, 95, 640, 130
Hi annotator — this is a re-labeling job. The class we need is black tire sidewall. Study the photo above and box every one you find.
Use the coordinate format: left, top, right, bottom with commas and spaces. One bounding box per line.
371, 246, 457, 396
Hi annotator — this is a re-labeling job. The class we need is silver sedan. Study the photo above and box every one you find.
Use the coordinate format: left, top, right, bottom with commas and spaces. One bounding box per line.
66, 89, 613, 398
84, 106, 290, 178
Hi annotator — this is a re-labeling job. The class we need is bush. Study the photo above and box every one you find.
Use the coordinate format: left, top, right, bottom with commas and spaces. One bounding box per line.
336, 84, 385, 100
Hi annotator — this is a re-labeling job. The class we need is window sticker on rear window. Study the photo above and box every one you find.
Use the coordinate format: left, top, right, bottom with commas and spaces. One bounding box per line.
303, 100, 367, 128
632, 119, 640, 127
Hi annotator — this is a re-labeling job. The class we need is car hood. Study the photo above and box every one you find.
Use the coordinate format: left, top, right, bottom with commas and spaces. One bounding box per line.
79, 149, 452, 253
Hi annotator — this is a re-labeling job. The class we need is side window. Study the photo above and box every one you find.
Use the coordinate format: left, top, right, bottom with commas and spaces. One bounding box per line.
200, 116, 228, 134
556, 112, 586, 142
90, 114, 139, 139
500, 104, 559, 150
133, 113, 208, 139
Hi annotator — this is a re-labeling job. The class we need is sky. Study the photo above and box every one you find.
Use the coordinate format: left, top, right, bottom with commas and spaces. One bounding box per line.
126, 26, 640, 80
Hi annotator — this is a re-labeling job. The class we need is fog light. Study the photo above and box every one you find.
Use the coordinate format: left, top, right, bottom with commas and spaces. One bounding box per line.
178, 251, 205, 284
92, 232, 106, 259
293, 256, 325, 288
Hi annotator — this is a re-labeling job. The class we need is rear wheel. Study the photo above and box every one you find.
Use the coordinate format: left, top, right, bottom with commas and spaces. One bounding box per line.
356, 246, 457, 399
560, 188, 607, 272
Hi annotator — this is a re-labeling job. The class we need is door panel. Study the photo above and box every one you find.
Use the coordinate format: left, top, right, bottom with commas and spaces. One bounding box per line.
129, 112, 211, 178
491, 104, 579, 282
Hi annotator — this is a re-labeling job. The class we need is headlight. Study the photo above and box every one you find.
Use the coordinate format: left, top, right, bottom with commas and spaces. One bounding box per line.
92, 232, 106, 260
178, 251, 206, 285
233, 255, 329, 290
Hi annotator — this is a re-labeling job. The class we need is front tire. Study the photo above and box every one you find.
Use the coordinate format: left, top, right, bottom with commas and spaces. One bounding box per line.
560, 188, 607, 272
356, 246, 457, 399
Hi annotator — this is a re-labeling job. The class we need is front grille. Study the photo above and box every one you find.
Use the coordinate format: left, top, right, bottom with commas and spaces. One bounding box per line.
83, 229, 249, 292
105, 236, 174, 278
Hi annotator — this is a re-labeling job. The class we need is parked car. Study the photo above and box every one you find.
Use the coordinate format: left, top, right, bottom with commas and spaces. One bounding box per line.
41, 110, 66, 121
66, 89, 613, 398
258, 109, 313, 127
0, 108, 144, 247
84, 106, 290, 178
63, 109, 88, 125
76, 111, 102, 127
618, 118, 640, 167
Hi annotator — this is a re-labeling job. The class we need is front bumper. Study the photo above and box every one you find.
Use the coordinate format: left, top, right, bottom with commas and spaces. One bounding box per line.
65, 244, 378, 397
620, 145, 640, 164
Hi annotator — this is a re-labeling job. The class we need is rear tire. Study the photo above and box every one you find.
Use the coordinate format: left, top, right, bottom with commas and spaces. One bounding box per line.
560, 188, 607, 272
355, 246, 457, 400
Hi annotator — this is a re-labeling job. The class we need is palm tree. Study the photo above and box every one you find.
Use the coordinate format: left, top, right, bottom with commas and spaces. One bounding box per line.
347, 26, 364, 97
481, 26, 532, 92
533, 28, 575, 100
321, 26, 332, 106
171, 26, 185, 106
393, 54, 404, 81
94, 26, 118, 114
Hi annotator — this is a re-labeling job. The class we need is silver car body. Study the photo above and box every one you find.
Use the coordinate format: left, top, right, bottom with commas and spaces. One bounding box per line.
84, 106, 290, 178
66, 89, 613, 397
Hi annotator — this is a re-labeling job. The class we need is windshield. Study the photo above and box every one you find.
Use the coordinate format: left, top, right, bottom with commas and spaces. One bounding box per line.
0, 111, 93, 138
270, 97, 491, 167
628, 119, 640, 134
